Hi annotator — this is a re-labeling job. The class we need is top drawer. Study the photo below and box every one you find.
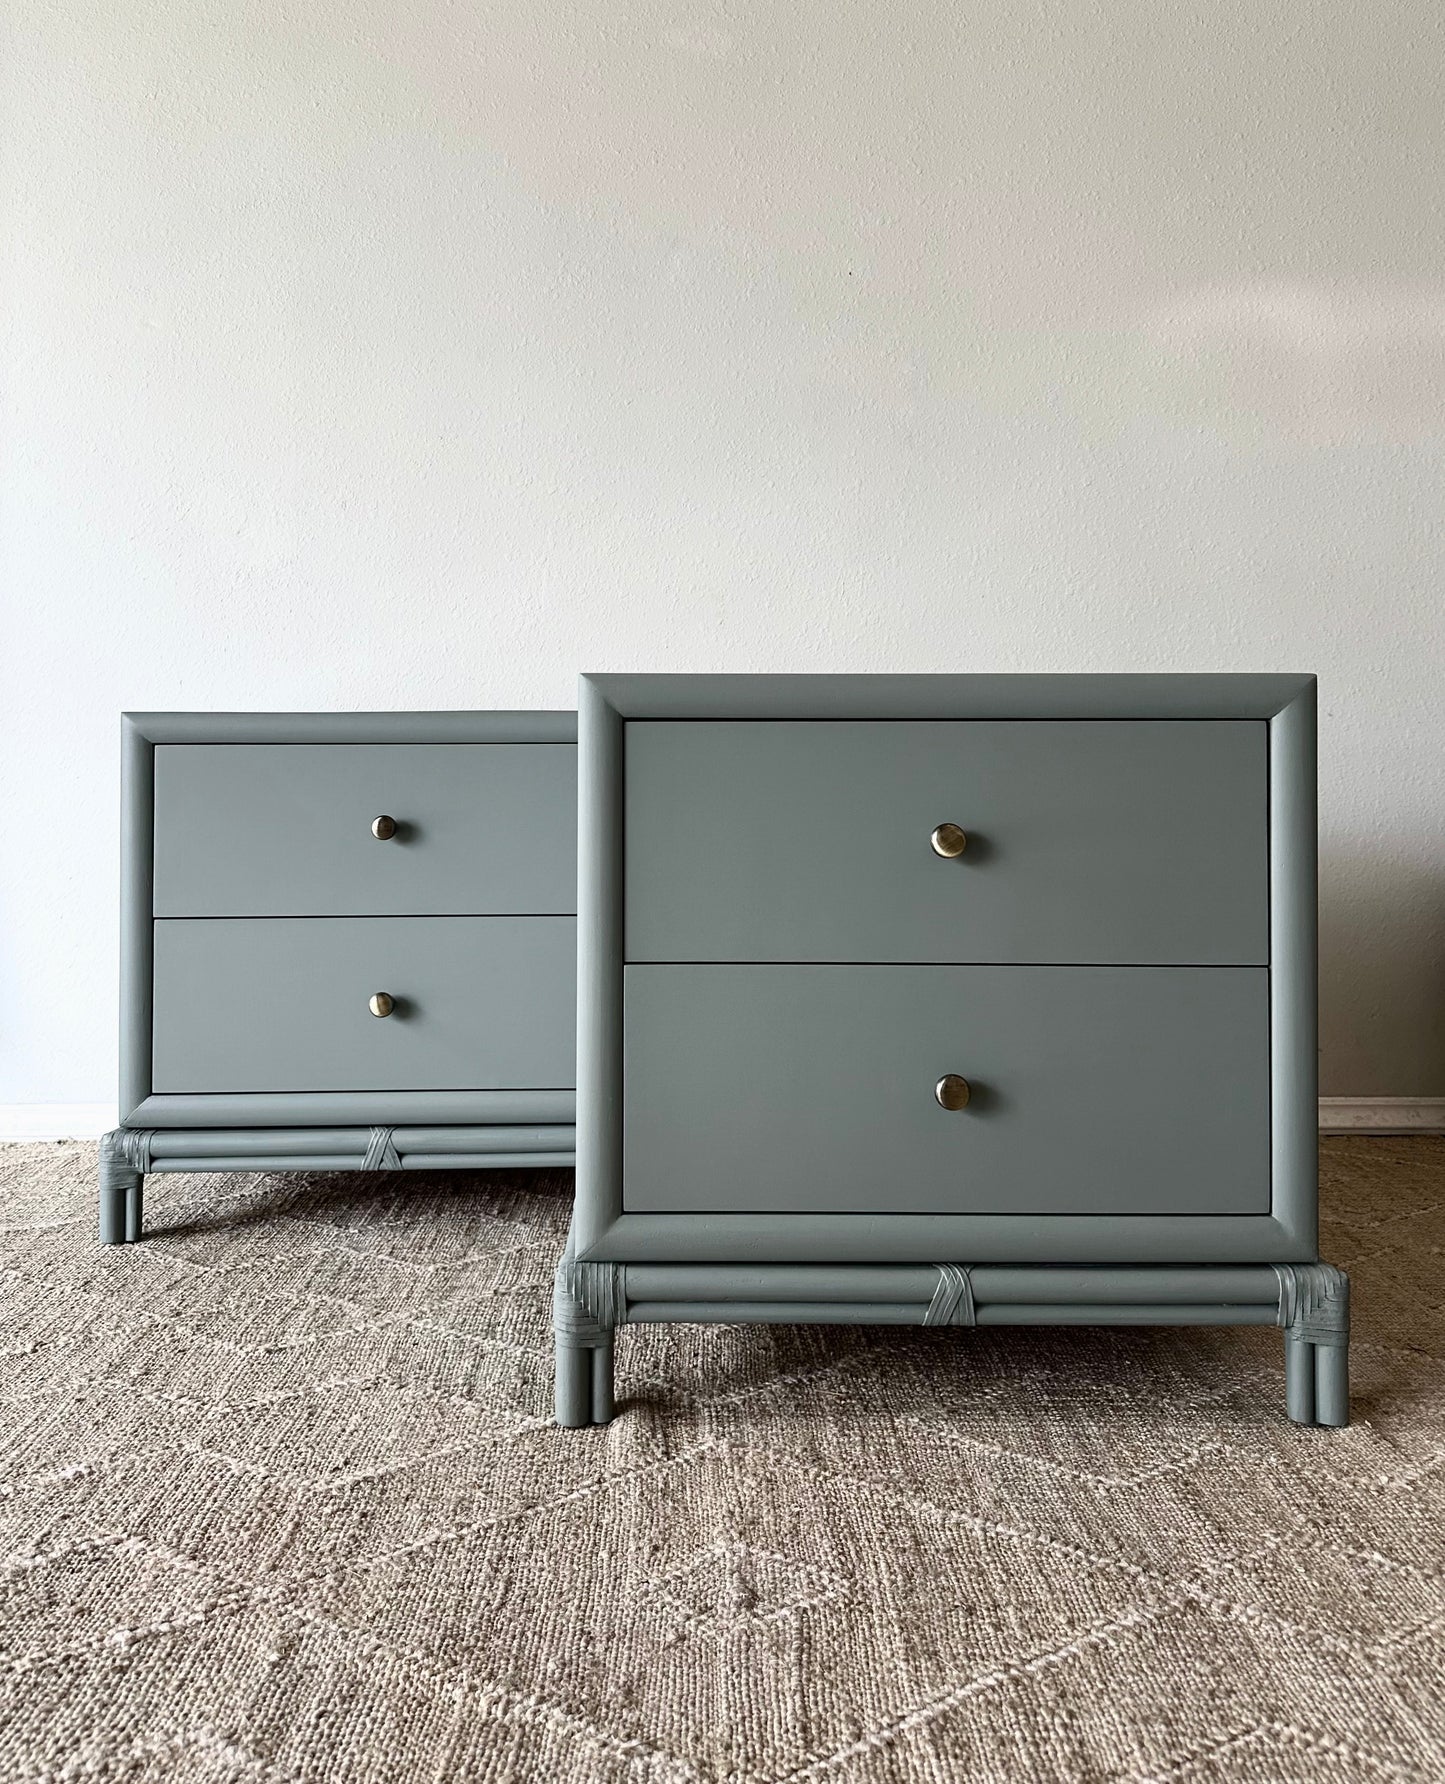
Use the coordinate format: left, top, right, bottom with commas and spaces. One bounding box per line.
153, 743, 576, 917
625, 720, 1267, 965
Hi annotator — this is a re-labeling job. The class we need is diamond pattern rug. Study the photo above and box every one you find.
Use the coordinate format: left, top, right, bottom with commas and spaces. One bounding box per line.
3, 1138, 1443, 1782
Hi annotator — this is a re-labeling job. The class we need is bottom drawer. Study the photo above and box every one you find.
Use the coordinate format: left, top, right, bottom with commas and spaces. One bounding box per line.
152, 916, 575, 1093
623, 965, 1270, 1216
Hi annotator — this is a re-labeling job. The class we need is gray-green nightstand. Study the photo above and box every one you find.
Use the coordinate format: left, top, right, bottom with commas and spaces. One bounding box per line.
555, 673, 1348, 1429
100, 711, 576, 1243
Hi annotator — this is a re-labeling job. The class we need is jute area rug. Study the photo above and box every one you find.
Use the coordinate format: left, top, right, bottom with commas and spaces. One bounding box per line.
2, 1138, 1443, 1783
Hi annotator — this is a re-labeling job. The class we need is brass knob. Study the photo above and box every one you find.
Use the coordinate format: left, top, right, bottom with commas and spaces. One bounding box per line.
935, 1074, 971, 1111
930, 823, 968, 859
368, 992, 395, 1018
371, 815, 397, 840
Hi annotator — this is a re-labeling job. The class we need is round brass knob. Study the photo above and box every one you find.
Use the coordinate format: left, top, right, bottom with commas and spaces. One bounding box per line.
371, 815, 397, 840
368, 992, 396, 1018
930, 823, 968, 859
935, 1074, 972, 1111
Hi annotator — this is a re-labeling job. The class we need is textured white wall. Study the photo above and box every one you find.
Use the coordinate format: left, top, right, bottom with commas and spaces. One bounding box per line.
3, 1, 1443, 1122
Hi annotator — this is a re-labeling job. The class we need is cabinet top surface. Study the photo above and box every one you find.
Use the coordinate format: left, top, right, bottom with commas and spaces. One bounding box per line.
582, 672, 1314, 721
124, 711, 577, 744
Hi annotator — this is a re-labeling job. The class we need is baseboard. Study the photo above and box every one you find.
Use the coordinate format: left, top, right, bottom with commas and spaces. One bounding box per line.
0, 1104, 116, 1142
1318, 1097, 1445, 1134
2, 1099, 1442, 1143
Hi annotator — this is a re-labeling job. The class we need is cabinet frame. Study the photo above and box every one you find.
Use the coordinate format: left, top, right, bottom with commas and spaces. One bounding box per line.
119, 709, 577, 1127
573, 672, 1318, 1266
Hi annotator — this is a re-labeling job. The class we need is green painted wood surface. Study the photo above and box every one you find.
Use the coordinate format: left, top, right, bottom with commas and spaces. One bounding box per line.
119, 712, 576, 1123
573, 672, 1320, 1268
584, 672, 1312, 721
622, 1265, 1282, 1303
126, 1089, 576, 1127
625, 720, 1267, 966
144, 1151, 575, 1171
126, 712, 576, 745
581, 1210, 1304, 1265
1268, 683, 1319, 1266
622, 1301, 1281, 1326
151, 915, 575, 1093
622, 964, 1269, 1216
153, 743, 576, 918
143, 1124, 576, 1157
573, 678, 625, 1257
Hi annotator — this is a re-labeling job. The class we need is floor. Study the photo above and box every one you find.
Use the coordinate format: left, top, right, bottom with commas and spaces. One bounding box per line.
2, 1138, 1443, 1783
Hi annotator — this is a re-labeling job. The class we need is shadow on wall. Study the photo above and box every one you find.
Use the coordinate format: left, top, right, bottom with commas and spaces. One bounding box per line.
1320, 849, 1445, 1097
1135, 283, 1445, 446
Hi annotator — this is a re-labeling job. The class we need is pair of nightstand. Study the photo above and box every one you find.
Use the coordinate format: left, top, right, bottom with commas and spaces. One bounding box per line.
103, 677, 1348, 1428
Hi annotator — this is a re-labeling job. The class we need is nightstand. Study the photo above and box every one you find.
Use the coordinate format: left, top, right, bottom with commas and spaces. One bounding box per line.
100, 711, 577, 1242
555, 673, 1348, 1429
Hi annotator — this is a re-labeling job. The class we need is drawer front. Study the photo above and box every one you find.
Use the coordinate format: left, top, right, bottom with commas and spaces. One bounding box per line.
153, 744, 575, 917
152, 917, 575, 1093
623, 964, 1270, 1215
625, 721, 1266, 965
